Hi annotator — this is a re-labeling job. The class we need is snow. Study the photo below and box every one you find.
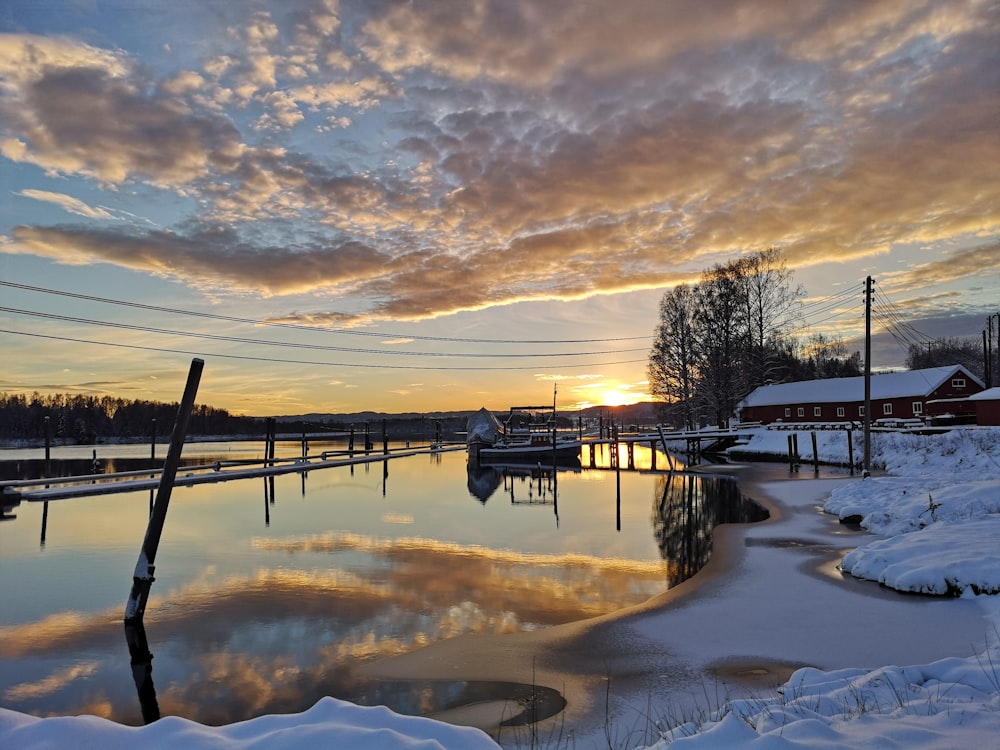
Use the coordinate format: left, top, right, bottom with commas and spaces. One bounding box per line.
0, 696, 500, 749
3, 427, 999, 749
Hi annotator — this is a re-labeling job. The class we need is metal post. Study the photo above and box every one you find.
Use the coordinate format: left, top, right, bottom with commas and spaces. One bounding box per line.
124, 358, 204, 623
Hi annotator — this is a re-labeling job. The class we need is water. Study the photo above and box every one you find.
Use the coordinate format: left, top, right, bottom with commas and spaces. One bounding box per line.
0, 441, 766, 726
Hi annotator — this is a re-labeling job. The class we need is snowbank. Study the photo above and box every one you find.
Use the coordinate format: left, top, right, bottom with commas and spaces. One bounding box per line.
0, 696, 500, 750
821, 428, 1000, 596
656, 640, 1000, 748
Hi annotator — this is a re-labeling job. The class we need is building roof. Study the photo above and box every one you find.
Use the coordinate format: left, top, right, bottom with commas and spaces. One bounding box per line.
969, 387, 1000, 402
737, 365, 983, 409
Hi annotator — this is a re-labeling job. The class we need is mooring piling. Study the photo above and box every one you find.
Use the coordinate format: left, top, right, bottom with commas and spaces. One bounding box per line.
124, 358, 204, 624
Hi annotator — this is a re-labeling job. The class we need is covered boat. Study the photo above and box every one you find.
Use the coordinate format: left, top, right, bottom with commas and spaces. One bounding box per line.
467, 402, 581, 467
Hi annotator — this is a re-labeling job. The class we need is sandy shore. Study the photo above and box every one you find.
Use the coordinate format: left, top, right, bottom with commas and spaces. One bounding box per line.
357, 463, 993, 746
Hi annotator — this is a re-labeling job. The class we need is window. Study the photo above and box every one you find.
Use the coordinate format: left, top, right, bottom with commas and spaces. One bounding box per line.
837, 406, 845, 418
813, 406, 822, 417
796, 407, 804, 417
883, 403, 893, 416
952, 378, 966, 388
784, 407, 791, 418
859, 406, 865, 416
912, 401, 923, 415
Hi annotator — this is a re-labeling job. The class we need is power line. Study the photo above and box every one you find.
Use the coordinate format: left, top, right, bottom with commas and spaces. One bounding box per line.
0, 327, 647, 371
0, 306, 647, 359
0, 280, 651, 345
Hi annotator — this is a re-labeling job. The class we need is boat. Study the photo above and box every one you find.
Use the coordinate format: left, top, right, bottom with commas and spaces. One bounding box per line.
466, 393, 582, 467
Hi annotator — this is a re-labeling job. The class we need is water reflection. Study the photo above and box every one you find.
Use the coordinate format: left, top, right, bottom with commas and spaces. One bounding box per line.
0, 446, 767, 729
652, 473, 770, 586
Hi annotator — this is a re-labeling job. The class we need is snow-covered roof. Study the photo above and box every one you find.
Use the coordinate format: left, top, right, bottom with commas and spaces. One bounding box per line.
738, 365, 982, 409
968, 387, 1000, 402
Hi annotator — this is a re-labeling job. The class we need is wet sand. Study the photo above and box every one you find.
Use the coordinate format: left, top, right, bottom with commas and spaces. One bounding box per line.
357, 463, 993, 745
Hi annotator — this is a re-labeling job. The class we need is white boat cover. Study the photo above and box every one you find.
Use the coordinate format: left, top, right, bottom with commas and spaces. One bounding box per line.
466, 407, 501, 445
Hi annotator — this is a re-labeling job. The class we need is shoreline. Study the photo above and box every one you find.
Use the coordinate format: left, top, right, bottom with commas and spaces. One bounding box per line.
356, 462, 993, 744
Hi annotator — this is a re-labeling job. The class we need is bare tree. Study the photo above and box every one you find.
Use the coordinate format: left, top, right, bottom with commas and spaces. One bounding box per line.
648, 248, 804, 427
695, 261, 747, 428
648, 284, 700, 429
906, 337, 985, 380
737, 248, 803, 388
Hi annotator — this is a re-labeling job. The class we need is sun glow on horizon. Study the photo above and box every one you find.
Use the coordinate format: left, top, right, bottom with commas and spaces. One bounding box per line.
570, 383, 648, 409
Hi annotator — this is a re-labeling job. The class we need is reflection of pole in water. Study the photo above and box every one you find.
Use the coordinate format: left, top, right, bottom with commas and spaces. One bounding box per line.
41, 416, 51, 546
124, 620, 160, 724
382, 459, 388, 497
263, 476, 270, 526
615, 459, 621, 532
552, 464, 559, 528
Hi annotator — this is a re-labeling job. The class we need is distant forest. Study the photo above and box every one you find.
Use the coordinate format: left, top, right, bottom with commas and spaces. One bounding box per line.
0, 393, 477, 445
0, 392, 262, 444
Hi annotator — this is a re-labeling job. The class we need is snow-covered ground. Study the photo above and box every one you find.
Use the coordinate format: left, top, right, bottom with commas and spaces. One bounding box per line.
3, 427, 998, 748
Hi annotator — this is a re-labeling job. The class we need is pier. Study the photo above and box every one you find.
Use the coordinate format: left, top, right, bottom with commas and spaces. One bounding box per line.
1, 443, 465, 503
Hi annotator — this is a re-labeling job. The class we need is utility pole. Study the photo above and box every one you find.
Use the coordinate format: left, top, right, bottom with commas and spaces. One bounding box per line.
987, 314, 996, 389
863, 276, 872, 476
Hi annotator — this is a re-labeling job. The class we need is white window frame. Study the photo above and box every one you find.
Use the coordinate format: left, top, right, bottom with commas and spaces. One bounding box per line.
859, 406, 865, 417
883, 403, 893, 416
912, 401, 923, 415
836, 406, 845, 418
784, 407, 791, 418
952, 378, 966, 388
796, 407, 804, 417
813, 406, 822, 417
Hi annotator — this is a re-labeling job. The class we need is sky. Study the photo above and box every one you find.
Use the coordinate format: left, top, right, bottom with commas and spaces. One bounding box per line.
0, 0, 997, 416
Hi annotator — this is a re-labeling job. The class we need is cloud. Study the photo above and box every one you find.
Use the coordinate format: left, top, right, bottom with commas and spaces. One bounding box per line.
17, 189, 116, 220
1, 0, 998, 324
879, 242, 1000, 291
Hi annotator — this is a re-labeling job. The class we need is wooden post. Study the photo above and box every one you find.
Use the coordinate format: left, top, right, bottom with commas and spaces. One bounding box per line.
863, 275, 872, 475
149, 418, 157, 514
301, 428, 307, 458
787, 434, 794, 471
44, 416, 51, 478
382, 419, 388, 455
124, 358, 203, 623
847, 428, 855, 475
349, 425, 355, 455
811, 431, 819, 473
267, 418, 276, 467
792, 433, 800, 471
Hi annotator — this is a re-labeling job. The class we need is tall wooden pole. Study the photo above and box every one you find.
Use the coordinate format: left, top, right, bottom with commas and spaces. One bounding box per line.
125, 358, 204, 623
863, 276, 872, 476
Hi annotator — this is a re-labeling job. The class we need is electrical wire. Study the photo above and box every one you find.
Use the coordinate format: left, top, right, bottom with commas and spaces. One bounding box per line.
0, 306, 647, 358
0, 327, 647, 371
0, 280, 651, 345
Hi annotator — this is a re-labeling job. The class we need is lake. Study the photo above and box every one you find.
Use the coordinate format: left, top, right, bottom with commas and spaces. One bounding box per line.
0, 440, 766, 726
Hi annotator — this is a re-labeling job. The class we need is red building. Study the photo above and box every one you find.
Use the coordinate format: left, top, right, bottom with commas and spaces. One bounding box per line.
736, 365, 985, 425
969, 388, 1000, 426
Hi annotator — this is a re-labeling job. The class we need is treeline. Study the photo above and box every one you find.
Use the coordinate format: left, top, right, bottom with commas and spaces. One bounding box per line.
648, 248, 861, 429
0, 392, 262, 444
